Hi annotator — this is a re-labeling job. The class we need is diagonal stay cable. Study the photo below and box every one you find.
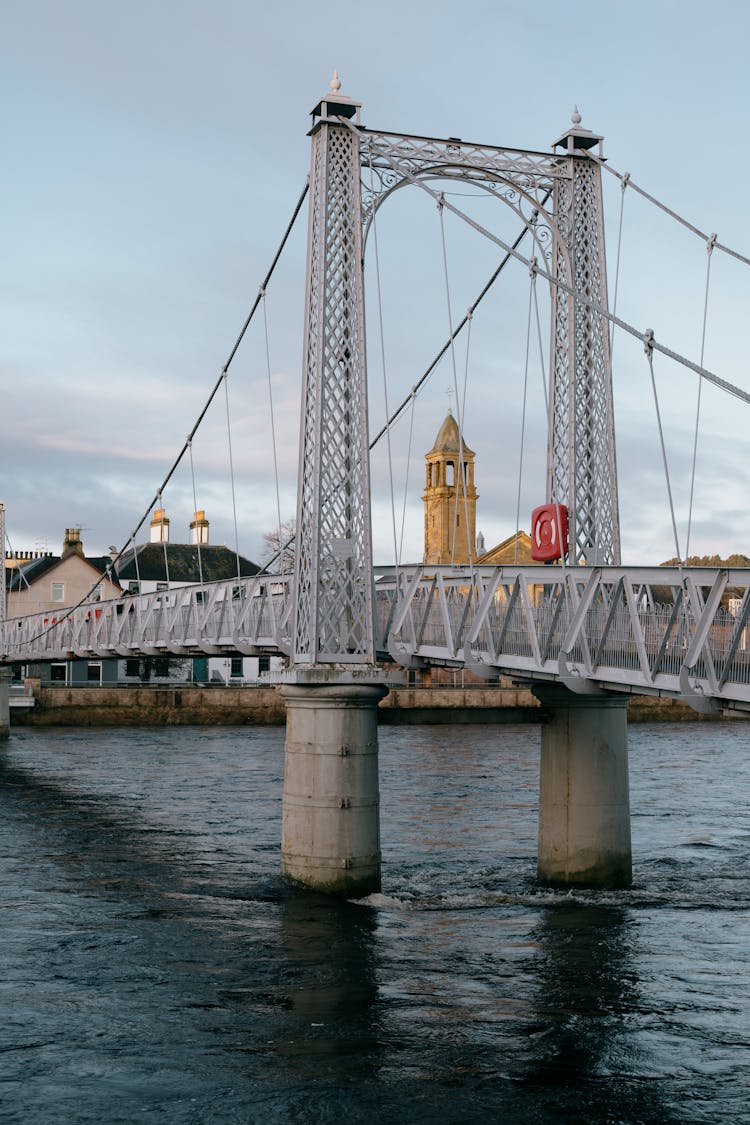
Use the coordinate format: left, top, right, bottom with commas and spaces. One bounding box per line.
258, 205, 543, 578
336, 117, 750, 409
586, 150, 750, 268
368, 208, 545, 449
353, 126, 750, 408
113, 176, 310, 568
8, 178, 310, 646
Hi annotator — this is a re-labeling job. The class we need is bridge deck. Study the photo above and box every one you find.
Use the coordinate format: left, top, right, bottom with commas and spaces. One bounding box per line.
3, 565, 750, 715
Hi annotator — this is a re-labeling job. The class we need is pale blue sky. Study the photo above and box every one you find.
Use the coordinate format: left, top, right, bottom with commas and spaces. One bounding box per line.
3, 0, 750, 565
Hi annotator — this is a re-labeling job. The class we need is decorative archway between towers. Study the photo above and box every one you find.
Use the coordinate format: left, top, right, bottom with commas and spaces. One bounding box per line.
291, 86, 620, 678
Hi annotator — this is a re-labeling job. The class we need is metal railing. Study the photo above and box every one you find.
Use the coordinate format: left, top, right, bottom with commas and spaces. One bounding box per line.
4, 564, 750, 713
374, 564, 750, 713
0, 574, 294, 663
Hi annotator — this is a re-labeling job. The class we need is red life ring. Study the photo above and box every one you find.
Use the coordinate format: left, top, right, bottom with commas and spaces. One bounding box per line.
531, 504, 568, 562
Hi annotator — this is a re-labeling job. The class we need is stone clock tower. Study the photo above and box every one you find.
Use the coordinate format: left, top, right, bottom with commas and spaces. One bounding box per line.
422, 410, 478, 565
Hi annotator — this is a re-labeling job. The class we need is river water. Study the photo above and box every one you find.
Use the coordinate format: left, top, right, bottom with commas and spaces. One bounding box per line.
1, 720, 749, 1123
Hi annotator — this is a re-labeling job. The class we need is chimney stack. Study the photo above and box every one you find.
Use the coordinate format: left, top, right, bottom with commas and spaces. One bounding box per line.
190, 510, 209, 545
150, 508, 170, 543
62, 528, 84, 557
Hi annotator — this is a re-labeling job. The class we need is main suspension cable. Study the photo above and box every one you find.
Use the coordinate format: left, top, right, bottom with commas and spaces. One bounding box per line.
368, 207, 547, 448
13, 179, 310, 641
258, 216, 537, 578
111, 177, 310, 574
376, 148, 750, 408
587, 150, 750, 268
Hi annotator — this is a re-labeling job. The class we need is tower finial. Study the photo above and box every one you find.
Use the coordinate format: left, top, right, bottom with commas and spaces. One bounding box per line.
552, 107, 602, 155
330, 70, 341, 94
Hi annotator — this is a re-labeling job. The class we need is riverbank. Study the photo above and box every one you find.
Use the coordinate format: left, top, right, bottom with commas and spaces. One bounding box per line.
8, 682, 709, 726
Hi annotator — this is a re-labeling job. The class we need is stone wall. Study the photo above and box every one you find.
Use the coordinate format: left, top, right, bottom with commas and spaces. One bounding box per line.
9, 681, 714, 727
13, 684, 287, 727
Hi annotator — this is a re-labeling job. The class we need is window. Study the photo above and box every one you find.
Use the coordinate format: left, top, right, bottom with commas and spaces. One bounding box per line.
230, 657, 243, 679
128, 581, 140, 595
446, 461, 455, 486
51, 582, 65, 602
154, 658, 170, 677
156, 582, 168, 592
125, 658, 140, 677
50, 663, 67, 683
258, 655, 270, 675
87, 662, 102, 684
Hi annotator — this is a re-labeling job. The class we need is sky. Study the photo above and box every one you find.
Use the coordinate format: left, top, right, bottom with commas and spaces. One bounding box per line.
4, 0, 750, 569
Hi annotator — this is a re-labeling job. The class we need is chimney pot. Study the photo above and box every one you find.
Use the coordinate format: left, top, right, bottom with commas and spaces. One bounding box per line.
189, 510, 209, 545
150, 508, 170, 543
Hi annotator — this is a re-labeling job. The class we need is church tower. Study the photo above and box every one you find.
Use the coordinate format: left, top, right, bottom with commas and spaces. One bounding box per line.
422, 410, 478, 565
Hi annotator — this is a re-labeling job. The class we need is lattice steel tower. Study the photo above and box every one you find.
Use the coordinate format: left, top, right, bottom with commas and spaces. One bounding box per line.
289, 89, 621, 674
290, 83, 377, 670
548, 112, 620, 565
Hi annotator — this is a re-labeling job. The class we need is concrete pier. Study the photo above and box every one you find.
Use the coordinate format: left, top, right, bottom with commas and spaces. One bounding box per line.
280, 682, 388, 897
0, 668, 10, 738
534, 685, 632, 888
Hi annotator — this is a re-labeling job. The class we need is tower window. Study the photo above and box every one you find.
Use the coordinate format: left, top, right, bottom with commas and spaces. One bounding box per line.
446, 461, 455, 486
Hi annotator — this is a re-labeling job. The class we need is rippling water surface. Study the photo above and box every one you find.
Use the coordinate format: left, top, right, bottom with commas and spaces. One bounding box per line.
1, 721, 749, 1123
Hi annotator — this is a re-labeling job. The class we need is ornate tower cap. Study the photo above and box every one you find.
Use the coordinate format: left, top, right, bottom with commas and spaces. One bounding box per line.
310, 71, 361, 128
428, 411, 475, 458
552, 106, 604, 155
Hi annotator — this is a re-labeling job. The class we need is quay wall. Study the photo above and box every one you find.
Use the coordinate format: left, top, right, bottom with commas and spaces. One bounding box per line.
9, 682, 709, 727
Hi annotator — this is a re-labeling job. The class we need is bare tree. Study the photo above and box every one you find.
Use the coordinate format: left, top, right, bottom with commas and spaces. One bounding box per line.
261, 518, 296, 574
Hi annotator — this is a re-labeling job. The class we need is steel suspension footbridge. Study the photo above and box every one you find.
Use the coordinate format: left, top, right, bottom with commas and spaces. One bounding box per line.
3, 562, 750, 715
4, 82, 750, 718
